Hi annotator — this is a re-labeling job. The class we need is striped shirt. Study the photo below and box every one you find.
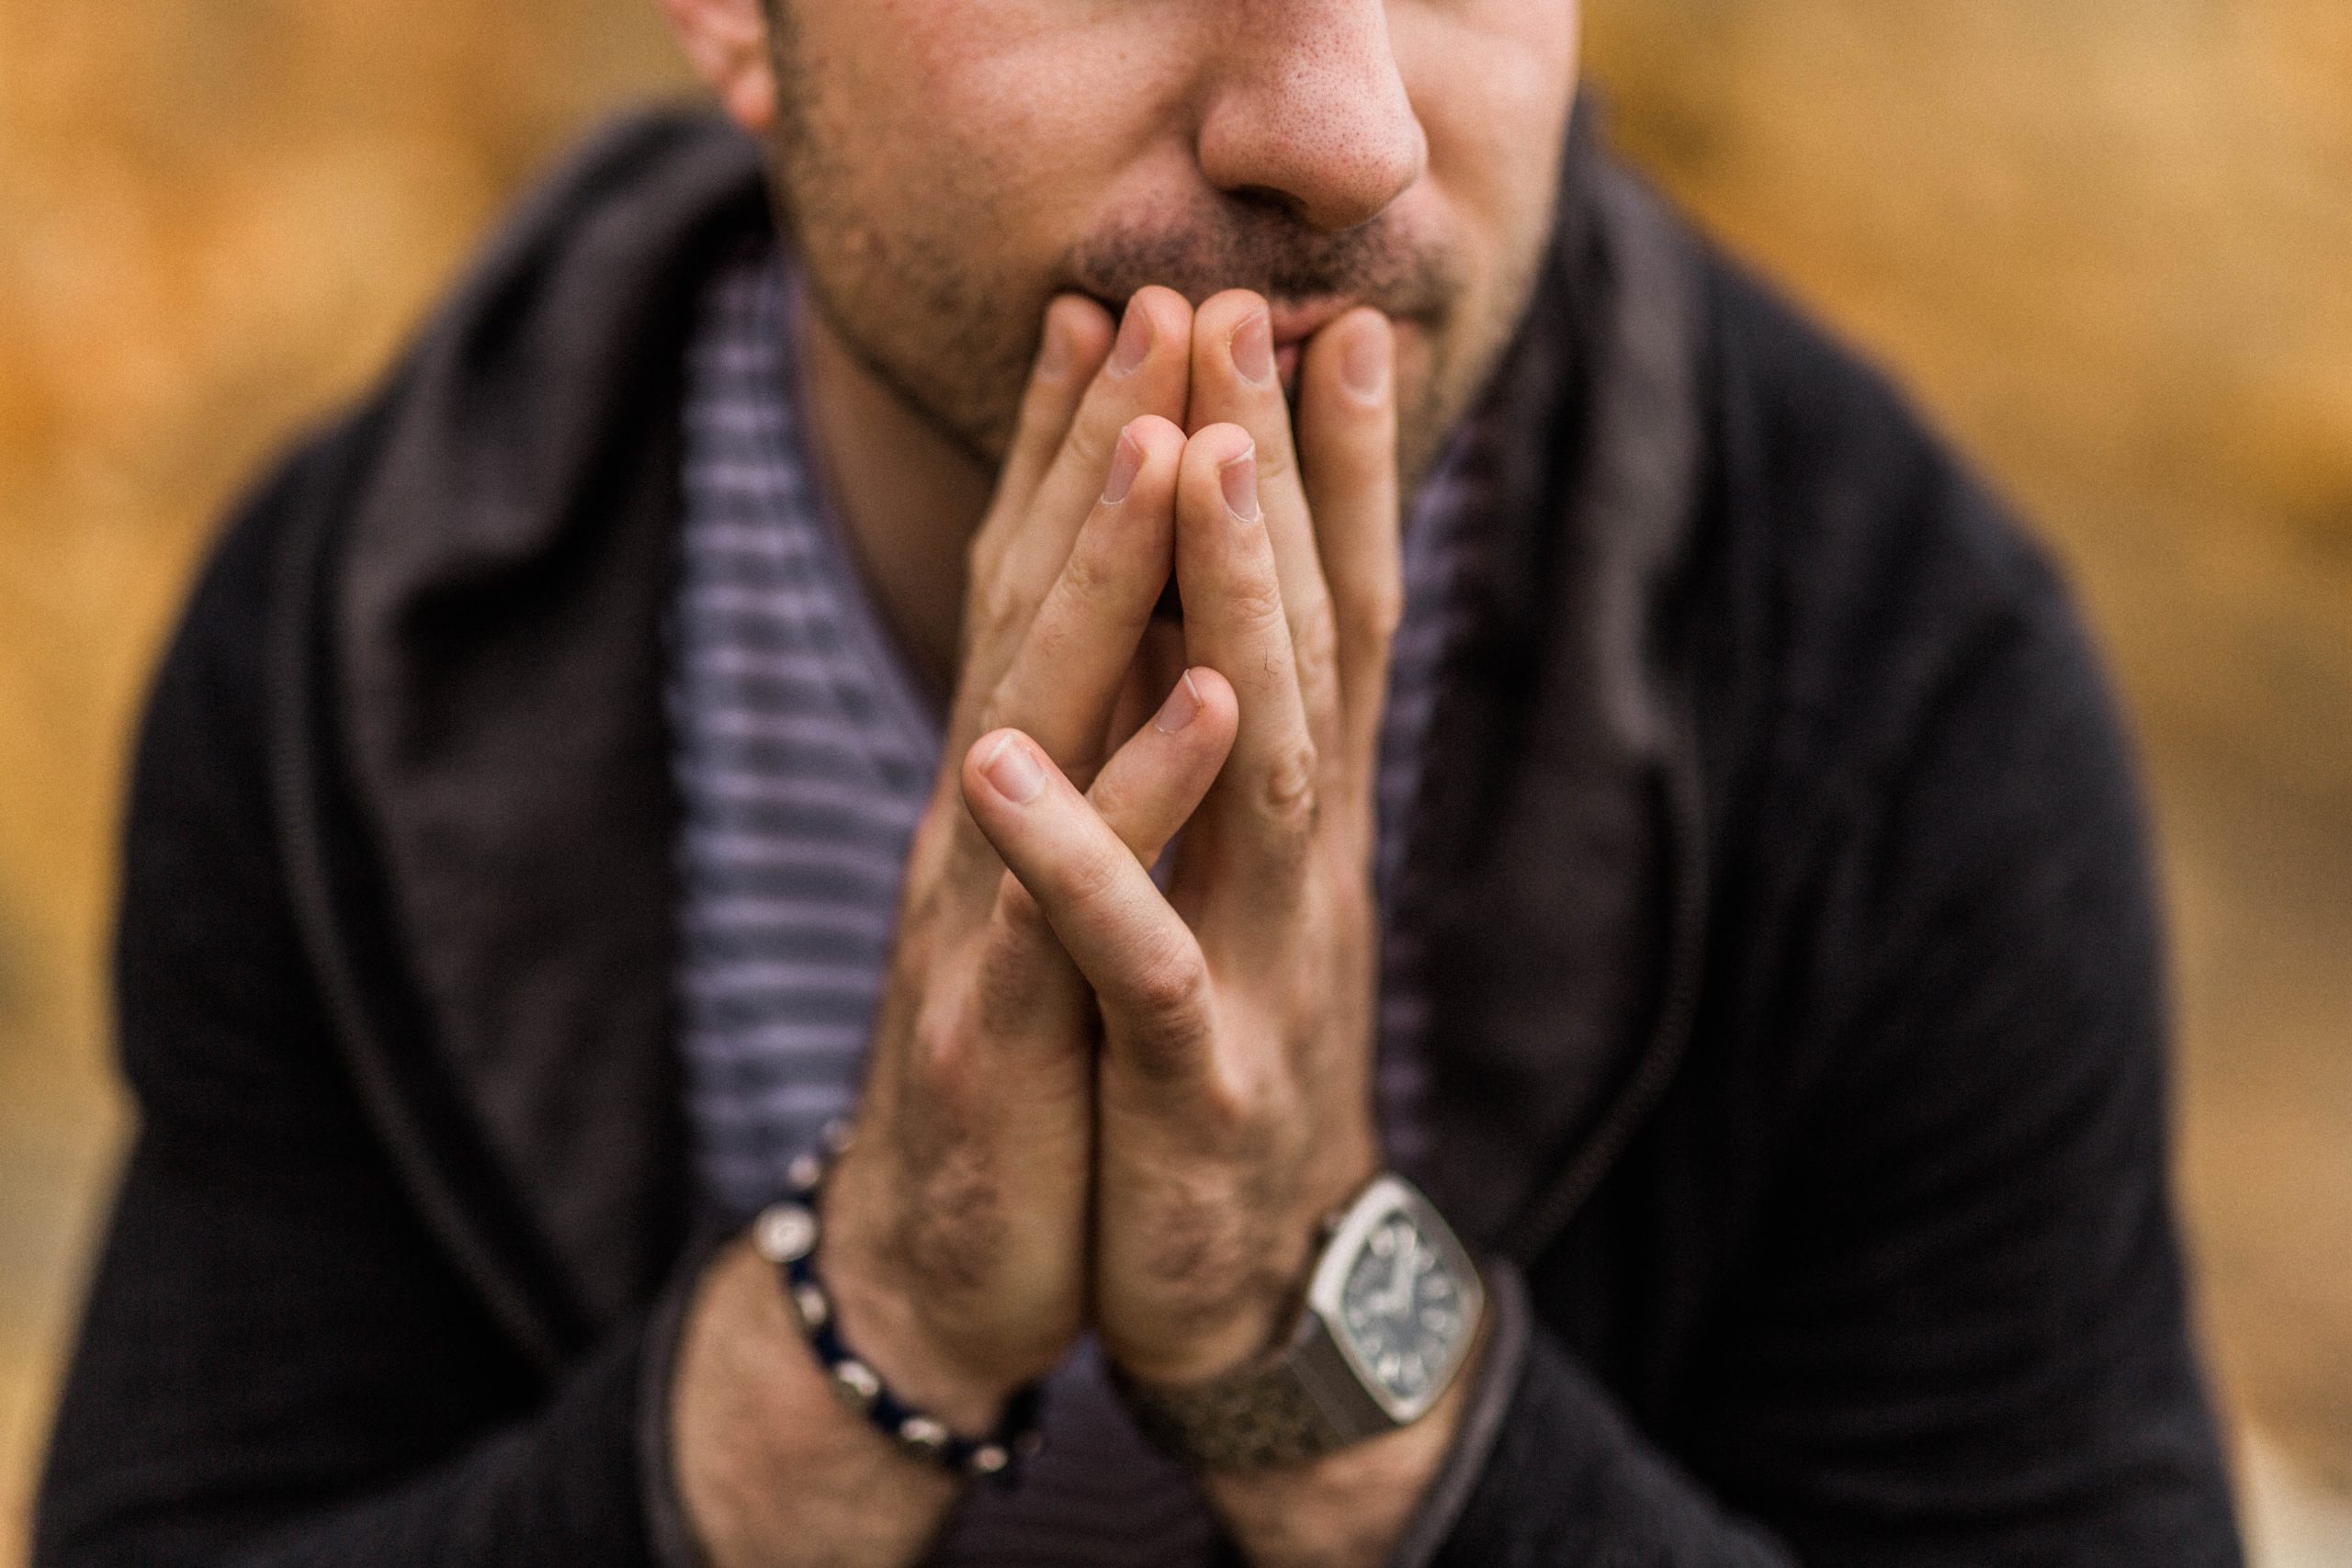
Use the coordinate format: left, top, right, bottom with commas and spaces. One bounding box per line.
670, 244, 1492, 1563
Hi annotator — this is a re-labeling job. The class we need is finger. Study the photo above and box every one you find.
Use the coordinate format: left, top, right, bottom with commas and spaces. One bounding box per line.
1294, 309, 1403, 800
1087, 667, 1239, 870
958, 667, 1232, 1050
957, 296, 1114, 716
1098, 617, 1188, 762
1186, 289, 1344, 769
962, 288, 1196, 721
967, 297, 1115, 611
982, 415, 1187, 779
1173, 423, 1319, 907
996, 294, 1116, 518
962, 729, 1215, 1076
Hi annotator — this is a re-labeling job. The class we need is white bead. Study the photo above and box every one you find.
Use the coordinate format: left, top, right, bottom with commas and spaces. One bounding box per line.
752, 1202, 817, 1264
791, 1282, 830, 1331
831, 1359, 881, 1410
898, 1416, 949, 1457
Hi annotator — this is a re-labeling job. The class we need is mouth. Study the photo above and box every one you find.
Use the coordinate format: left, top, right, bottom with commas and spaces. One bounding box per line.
1270, 297, 1361, 393
1074, 289, 1387, 394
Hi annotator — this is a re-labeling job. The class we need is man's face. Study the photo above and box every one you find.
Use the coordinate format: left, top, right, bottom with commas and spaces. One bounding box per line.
763, 0, 1582, 484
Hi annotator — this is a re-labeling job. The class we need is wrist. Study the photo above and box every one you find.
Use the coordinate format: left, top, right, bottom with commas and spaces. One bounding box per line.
816, 1235, 1023, 1436
798, 1138, 1056, 1447
1204, 1328, 1482, 1568
672, 1242, 965, 1568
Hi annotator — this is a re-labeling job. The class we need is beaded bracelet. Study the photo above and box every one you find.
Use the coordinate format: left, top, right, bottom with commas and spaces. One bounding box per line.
750, 1126, 1046, 1483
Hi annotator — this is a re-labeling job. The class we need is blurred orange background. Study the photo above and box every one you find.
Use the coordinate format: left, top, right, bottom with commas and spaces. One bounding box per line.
1, 2, 2347, 1562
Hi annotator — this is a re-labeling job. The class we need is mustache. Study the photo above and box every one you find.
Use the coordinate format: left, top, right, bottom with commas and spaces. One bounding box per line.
1060, 203, 1461, 326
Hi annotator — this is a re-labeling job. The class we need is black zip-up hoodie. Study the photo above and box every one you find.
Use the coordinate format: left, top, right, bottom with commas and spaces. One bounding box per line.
34, 109, 2242, 1567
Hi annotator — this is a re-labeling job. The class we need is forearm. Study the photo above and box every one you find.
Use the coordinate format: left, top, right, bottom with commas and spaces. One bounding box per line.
1198, 1263, 1518, 1568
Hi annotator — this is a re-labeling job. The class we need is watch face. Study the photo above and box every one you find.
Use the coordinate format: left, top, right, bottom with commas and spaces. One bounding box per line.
1338, 1209, 1471, 1413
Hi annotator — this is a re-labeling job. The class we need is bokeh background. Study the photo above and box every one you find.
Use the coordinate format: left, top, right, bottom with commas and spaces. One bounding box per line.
2, 0, 2347, 1561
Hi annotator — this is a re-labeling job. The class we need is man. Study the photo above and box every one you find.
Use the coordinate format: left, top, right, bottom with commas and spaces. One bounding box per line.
35, 1, 2243, 1564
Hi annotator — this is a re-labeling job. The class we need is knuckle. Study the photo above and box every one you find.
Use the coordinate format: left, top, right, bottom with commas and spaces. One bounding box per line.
1351, 579, 1404, 646
1059, 839, 1129, 919
1125, 938, 1209, 1028
1056, 538, 1122, 609
1250, 439, 1295, 490
1227, 574, 1287, 636
1294, 594, 1340, 678
1258, 740, 1320, 835
1022, 605, 1078, 675
968, 590, 1028, 664
909, 976, 977, 1065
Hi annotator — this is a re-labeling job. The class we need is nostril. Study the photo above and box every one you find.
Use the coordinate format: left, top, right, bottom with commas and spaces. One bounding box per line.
1227, 184, 1306, 221
1193, 11, 1427, 235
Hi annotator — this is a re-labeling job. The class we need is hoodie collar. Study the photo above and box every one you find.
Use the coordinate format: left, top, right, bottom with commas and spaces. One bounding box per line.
1405, 124, 1713, 1257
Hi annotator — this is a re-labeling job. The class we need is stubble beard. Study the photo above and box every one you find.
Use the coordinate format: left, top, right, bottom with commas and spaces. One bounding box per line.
757, 5, 1553, 496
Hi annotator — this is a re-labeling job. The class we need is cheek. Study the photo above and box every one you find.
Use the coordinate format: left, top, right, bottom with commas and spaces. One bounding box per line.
827, 2, 1187, 267
779, 1, 1201, 449
1396, 3, 1583, 261
1390, 319, 1440, 412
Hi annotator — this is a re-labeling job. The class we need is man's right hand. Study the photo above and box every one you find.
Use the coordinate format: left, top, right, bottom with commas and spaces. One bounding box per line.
672, 288, 1235, 1568
822, 279, 1236, 1420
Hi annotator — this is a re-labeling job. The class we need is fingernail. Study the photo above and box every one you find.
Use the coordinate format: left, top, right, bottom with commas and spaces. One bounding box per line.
1152, 671, 1204, 734
1035, 309, 1073, 384
983, 734, 1046, 804
1231, 310, 1276, 387
1219, 447, 1261, 523
1109, 298, 1153, 378
1343, 318, 1390, 402
1102, 427, 1144, 504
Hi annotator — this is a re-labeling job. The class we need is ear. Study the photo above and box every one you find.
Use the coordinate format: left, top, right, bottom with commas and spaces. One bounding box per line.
651, 0, 778, 132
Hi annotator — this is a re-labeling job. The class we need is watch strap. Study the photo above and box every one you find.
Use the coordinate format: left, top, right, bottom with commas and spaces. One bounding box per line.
1112, 1317, 1348, 1472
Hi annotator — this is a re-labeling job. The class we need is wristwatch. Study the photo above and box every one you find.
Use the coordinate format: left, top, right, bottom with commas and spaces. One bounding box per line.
1115, 1174, 1486, 1472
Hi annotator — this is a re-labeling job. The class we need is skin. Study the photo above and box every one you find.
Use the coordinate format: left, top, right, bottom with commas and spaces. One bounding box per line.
652, 3, 1583, 1565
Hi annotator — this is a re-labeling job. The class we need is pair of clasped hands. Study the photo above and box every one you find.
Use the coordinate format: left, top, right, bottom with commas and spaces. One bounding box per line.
680, 287, 1458, 1568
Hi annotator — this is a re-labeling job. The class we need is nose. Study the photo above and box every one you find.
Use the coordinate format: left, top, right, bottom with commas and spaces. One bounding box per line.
1193, 0, 1428, 233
